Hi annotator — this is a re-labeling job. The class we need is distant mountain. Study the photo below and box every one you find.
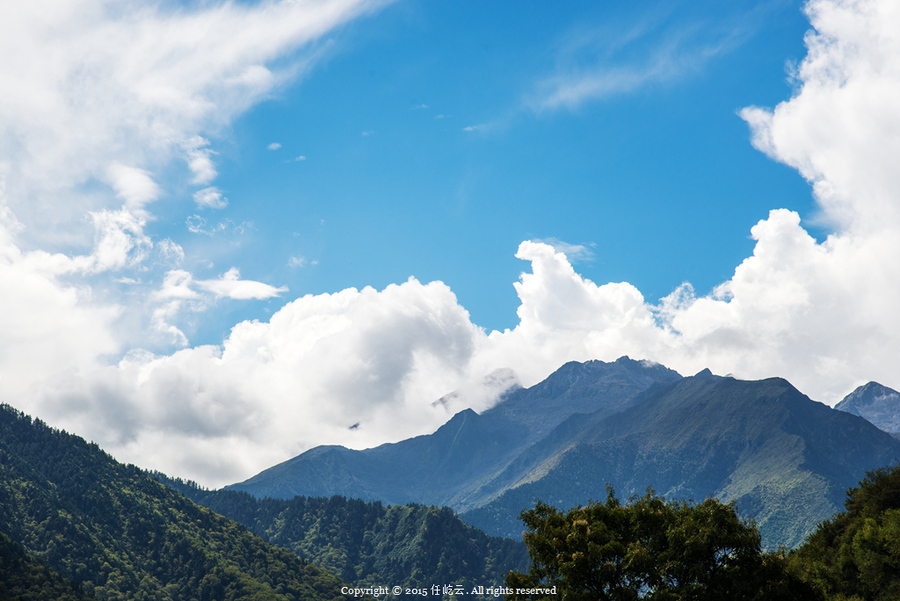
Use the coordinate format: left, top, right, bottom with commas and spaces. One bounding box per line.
0, 404, 354, 601
228, 357, 682, 511
153, 473, 528, 592
461, 374, 900, 549
835, 381, 900, 435
230, 359, 900, 550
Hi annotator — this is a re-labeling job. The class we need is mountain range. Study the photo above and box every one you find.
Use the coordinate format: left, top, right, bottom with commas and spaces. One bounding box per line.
229, 358, 900, 549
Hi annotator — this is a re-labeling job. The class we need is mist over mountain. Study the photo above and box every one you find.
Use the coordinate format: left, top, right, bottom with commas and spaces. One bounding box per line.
230, 358, 900, 550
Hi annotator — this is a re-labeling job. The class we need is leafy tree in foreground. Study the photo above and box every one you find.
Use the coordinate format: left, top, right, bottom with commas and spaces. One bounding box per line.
505, 488, 817, 600
789, 463, 900, 600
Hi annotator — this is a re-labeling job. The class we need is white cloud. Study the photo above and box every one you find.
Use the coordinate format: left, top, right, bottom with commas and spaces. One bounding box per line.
267, 142, 282, 150
196, 267, 288, 300
0, 217, 122, 403
291, 155, 308, 162
38, 278, 486, 484
288, 255, 307, 268
741, 0, 900, 235
193, 187, 228, 210
185, 137, 218, 185
106, 163, 161, 213
0, 0, 392, 242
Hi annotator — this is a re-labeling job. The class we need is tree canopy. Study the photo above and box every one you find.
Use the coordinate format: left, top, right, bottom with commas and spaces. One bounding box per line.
505, 488, 816, 600
789, 463, 900, 600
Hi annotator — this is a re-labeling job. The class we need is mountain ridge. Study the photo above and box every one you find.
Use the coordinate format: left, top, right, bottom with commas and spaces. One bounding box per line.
230, 359, 900, 550
231, 356, 681, 511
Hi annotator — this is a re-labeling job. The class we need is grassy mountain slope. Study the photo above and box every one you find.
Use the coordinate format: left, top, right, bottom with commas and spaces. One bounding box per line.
461, 375, 900, 549
0, 404, 354, 601
154, 474, 528, 592
229, 357, 681, 511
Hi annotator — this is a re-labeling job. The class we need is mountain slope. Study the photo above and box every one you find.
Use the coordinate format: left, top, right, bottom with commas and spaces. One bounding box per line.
154, 474, 528, 592
835, 381, 900, 435
461, 375, 900, 549
0, 404, 354, 601
229, 357, 682, 511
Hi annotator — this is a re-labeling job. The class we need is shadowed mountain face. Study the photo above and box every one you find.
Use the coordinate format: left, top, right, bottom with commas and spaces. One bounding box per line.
835, 381, 900, 435
230, 359, 900, 550
461, 375, 900, 548
228, 357, 681, 511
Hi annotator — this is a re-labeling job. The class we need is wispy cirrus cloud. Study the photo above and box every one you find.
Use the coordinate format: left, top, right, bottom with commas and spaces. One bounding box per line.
534, 238, 596, 263
528, 3, 778, 112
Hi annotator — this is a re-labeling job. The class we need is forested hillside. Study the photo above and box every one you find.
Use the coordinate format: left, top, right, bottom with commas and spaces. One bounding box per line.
0, 530, 92, 600
154, 473, 528, 592
0, 404, 354, 601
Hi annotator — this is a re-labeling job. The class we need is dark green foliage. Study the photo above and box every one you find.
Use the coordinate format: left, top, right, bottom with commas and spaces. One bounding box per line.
0, 404, 355, 601
505, 490, 818, 601
0, 530, 92, 600
789, 463, 900, 600
153, 472, 529, 592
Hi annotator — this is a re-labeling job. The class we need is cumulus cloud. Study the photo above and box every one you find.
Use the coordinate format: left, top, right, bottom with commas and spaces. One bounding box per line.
39, 278, 486, 484
267, 142, 282, 150
741, 0, 900, 235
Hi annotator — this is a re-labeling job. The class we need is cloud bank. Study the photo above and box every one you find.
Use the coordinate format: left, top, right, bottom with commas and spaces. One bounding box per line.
2, 0, 900, 487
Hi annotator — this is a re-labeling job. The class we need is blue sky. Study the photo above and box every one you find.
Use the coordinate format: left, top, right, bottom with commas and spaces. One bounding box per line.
2, 0, 899, 485
160, 0, 814, 341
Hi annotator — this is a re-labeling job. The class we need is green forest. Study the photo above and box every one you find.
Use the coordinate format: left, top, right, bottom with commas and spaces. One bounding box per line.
505, 466, 900, 600
4, 399, 900, 600
152, 473, 528, 591
0, 404, 352, 601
